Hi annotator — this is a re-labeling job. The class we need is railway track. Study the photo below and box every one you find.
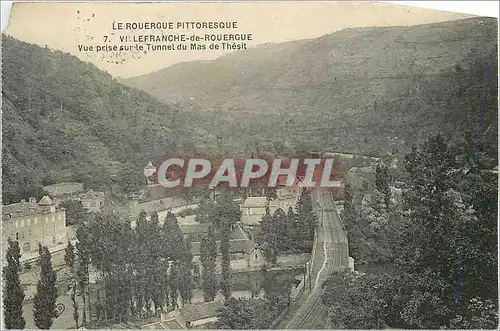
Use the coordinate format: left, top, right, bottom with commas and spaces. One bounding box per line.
284, 190, 349, 329
297, 286, 328, 328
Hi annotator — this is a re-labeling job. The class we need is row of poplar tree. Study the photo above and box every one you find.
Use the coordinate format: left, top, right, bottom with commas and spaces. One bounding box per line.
257, 190, 317, 263
3, 240, 59, 329
60, 190, 241, 328
3, 189, 315, 329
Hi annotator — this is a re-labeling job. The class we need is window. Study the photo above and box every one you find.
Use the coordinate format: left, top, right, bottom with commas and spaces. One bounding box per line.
255, 254, 258, 260
21, 232, 25, 239
52, 236, 56, 244
34, 218, 38, 225
15, 220, 19, 228
15, 232, 19, 240
28, 230, 32, 237
26, 219, 31, 226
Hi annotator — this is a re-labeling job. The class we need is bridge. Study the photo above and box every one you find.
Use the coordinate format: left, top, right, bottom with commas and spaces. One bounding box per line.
281, 189, 350, 329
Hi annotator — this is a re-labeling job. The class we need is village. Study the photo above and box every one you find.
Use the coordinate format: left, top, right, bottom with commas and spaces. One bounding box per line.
2, 145, 410, 330
1, 151, 389, 329
0, 155, 309, 328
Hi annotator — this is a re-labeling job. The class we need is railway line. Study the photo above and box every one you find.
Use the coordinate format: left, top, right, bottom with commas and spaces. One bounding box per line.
284, 190, 349, 329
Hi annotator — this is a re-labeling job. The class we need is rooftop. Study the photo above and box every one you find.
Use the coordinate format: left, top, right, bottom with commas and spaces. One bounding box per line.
2, 201, 33, 219
38, 195, 54, 206
191, 238, 257, 256
3, 196, 60, 221
80, 189, 105, 200
180, 301, 224, 322
241, 196, 278, 208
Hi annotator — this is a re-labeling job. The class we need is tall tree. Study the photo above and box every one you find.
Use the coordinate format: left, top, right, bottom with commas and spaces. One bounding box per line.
168, 262, 179, 310
70, 280, 80, 328
400, 135, 462, 274
33, 244, 58, 329
295, 189, 317, 244
162, 211, 185, 261
215, 297, 273, 329
3, 238, 26, 330
375, 162, 391, 209
59, 200, 87, 226
64, 240, 75, 272
343, 182, 354, 222
179, 239, 193, 305
75, 226, 91, 326
213, 191, 240, 300
200, 223, 217, 301
258, 212, 279, 264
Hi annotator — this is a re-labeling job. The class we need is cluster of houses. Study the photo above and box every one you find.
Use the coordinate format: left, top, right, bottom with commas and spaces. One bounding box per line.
1, 159, 305, 328
1, 182, 105, 262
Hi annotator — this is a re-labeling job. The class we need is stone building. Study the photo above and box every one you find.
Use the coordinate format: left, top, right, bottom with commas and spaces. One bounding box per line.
80, 189, 105, 213
190, 224, 265, 272
2, 195, 68, 259
43, 181, 85, 205
240, 196, 279, 229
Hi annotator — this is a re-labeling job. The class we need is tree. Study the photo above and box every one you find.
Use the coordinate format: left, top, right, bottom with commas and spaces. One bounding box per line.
33, 244, 58, 329
215, 297, 273, 329
213, 191, 240, 300
65, 241, 80, 327
343, 182, 354, 222
264, 187, 277, 201
179, 239, 194, 305
295, 189, 317, 245
75, 226, 91, 326
162, 211, 185, 261
3, 238, 26, 329
257, 212, 279, 264
324, 271, 390, 329
400, 135, 464, 275
450, 297, 498, 329
375, 162, 391, 209
70, 280, 80, 328
64, 240, 75, 271
60, 200, 87, 226
201, 224, 217, 301
168, 262, 180, 310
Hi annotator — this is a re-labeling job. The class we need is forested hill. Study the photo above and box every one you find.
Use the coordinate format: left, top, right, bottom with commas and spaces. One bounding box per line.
123, 17, 496, 116
1, 35, 205, 204
123, 17, 498, 158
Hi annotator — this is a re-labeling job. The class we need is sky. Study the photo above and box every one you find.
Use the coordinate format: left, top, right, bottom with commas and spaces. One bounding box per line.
2, 1, 497, 78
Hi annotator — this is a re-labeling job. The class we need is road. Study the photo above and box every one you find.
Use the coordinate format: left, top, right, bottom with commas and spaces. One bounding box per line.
284, 189, 349, 329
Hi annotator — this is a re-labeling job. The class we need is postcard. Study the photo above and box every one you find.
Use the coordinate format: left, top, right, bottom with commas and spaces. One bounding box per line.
1, 1, 498, 330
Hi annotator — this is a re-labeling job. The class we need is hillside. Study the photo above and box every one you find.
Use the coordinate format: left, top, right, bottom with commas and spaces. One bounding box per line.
123, 17, 498, 157
1, 35, 209, 204
124, 17, 495, 113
